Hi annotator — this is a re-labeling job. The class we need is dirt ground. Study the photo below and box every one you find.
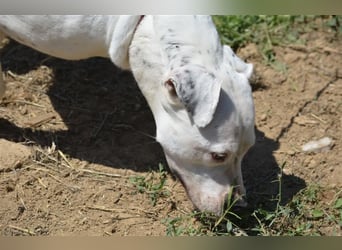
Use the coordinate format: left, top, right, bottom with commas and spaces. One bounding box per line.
0, 21, 341, 235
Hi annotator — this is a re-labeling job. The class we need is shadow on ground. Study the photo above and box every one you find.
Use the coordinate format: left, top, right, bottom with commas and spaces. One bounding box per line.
1, 41, 164, 172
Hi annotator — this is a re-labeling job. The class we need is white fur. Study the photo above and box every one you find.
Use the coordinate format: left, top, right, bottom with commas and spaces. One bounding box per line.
0, 15, 255, 215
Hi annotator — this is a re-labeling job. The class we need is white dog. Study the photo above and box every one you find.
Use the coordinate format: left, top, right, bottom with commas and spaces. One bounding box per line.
0, 15, 255, 215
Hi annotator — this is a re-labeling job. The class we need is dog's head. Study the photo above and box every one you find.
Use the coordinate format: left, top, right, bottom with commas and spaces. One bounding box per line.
129, 16, 255, 215
155, 48, 254, 214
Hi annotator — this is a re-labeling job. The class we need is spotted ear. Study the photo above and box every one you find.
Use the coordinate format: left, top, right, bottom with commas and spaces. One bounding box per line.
165, 66, 221, 128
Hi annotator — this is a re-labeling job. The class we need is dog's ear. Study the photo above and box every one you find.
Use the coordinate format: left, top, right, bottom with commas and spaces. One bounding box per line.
223, 45, 253, 79
164, 66, 221, 128
108, 15, 143, 70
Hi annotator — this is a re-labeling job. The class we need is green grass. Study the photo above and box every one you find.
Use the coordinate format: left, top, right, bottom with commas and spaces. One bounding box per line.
129, 163, 169, 206
213, 15, 341, 66
213, 15, 297, 49
213, 15, 302, 64
253, 185, 342, 236
163, 173, 342, 236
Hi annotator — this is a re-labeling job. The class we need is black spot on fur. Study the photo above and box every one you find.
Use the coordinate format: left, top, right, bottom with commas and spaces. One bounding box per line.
184, 69, 190, 75
180, 57, 190, 67
188, 79, 195, 89
165, 42, 182, 52
186, 106, 194, 116
142, 59, 153, 68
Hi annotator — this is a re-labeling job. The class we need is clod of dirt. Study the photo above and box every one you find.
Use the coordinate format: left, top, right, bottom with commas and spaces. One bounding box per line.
262, 68, 287, 86
0, 139, 31, 171
284, 51, 306, 64
238, 43, 259, 60
301, 137, 333, 153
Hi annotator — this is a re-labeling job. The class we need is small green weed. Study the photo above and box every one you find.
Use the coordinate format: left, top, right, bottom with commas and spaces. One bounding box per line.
325, 15, 341, 33
250, 183, 342, 236
163, 214, 206, 236
129, 163, 169, 206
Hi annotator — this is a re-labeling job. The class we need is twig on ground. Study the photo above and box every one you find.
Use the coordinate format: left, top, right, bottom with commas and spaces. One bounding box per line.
33, 147, 124, 179
26, 113, 55, 127
78, 168, 122, 178
47, 172, 80, 192
6, 70, 26, 80
1, 99, 46, 108
84, 205, 156, 217
58, 150, 74, 169
310, 113, 328, 124
31, 160, 59, 172
7, 225, 36, 236
36, 177, 47, 189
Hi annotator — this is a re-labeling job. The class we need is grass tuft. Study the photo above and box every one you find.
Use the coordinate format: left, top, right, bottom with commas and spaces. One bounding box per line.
129, 163, 169, 206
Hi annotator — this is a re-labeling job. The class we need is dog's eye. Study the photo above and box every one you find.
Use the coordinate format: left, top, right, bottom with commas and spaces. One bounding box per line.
211, 152, 228, 162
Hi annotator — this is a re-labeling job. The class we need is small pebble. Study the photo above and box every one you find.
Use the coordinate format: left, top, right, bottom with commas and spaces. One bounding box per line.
260, 114, 267, 121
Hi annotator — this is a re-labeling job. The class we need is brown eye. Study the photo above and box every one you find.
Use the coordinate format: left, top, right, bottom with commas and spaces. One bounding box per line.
211, 152, 228, 162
